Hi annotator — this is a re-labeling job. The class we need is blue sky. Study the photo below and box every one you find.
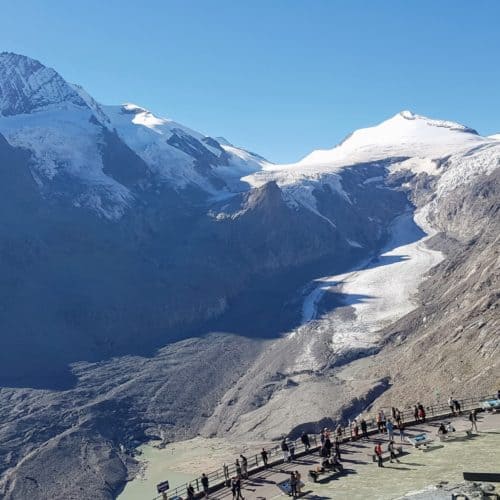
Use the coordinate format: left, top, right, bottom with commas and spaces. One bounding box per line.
2, 0, 499, 162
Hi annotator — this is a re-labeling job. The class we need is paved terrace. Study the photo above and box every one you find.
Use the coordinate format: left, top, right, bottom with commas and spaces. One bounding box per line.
204, 412, 500, 500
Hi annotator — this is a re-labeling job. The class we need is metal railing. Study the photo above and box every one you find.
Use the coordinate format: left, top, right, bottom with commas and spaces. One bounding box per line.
151, 392, 495, 499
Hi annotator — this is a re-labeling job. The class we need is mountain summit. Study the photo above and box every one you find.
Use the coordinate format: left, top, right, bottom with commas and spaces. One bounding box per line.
0, 52, 86, 115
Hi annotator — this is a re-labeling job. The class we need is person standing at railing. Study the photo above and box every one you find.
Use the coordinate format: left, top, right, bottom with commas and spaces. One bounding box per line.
324, 434, 332, 457
187, 483, 195, 500
288, 439, 296, 461
261, 448, 269, 467
335, 424, 342, 440
360, 418, 369, 440
453, 399, 462, 415
235, 459, 242, 478
201, 473, 209, 498
418, 404, 426, 423
240, 455, 248, 478
301, 431, 310, 451
281, 438, 289, 462
413, 405, 419, 422
376, 412, 384, 433
353, 419, 359, 440
223, 463, 230, 485
395, 408, 402, 427
448, 396, 456, 416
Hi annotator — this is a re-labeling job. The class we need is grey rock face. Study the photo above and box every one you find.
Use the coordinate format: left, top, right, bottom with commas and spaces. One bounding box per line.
0, 52, 87, 115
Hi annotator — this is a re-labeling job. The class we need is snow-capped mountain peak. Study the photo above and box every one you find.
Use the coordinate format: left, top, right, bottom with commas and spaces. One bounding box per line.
298, 110, 484, 168
0, 52, 87, 116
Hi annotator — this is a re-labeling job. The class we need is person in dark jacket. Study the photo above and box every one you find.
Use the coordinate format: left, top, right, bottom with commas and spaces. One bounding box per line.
261, 448, 268, 467
201, 473, 209, 498
360, 418, 369, 439
231, 477, 244, 500
324, 436, 332, 457
187, 484, 195, 500
388, 440, 400, 463
301, 431, 311, 451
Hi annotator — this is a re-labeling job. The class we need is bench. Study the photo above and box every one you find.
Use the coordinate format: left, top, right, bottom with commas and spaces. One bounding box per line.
408, 433, 433, 448
371, 446, 403, 463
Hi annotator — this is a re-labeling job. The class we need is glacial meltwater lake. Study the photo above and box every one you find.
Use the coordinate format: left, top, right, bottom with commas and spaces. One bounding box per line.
118, 436, 266, 500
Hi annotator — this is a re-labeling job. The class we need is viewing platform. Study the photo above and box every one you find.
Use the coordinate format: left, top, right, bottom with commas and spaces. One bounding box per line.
149, 394, 500, 500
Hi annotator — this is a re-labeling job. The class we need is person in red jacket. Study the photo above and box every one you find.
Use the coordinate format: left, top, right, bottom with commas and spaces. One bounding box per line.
374, 442, 384, 468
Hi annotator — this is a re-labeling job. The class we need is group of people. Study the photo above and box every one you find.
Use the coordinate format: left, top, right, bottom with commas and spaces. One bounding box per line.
448, 396, 462, 415
189, 397, 481, 499
373, 440, 400, 467
287, 470, 303, 498
413, 403, 427, 423
319, 427, 342, 460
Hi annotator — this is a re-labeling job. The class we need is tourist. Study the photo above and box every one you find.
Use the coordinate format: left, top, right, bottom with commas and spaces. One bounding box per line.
399, 421, 406, 443
289, 471, 298, 498
361, 418, 369, 439
295, 470, 302, 494
437, 423, 448, 436
240, 455, 248, 478
281, 438, 289, 462
261, 448, 268, 467
418, 404, 426, 423
469, 410, 478, 432
223, 463, 230, 482
380, 410, 387, 431
324, 434, 332, 457
374, 442, 384, 468
231, 477, 244, 500
331, 454, 343, 472
386, 419, 394, 441
376, 412, 384, 433
335, 424, 343, 439
201, 473, 209, 498
187, 483, 195, 500
453, 399, 462, 415
395, 408, 402, 427
288, 439, 295, 461
413, 405, 419, 422
448, 396, 455, 416
446, 422, 456, 433
320, 428, 326, 445
391, 406, 397, 420
334, 440, 341, 461
388, 440, 400, 463
301, 431, 310, 451
353, 419, 359, 440
235, 459, 242, 478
